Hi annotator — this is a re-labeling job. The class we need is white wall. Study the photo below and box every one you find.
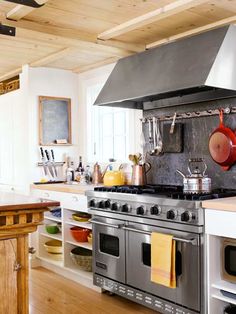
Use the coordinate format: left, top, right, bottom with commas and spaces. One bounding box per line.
25, 66, 80, 183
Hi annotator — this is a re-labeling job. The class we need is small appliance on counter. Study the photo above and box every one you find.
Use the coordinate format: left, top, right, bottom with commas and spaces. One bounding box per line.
224, 305, 236, 314
222, 238, 236, 283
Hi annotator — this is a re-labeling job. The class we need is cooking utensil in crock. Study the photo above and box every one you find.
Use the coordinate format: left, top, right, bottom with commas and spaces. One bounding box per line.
209, 109, 236, 171
176, 158, 211, 194
131, 163, 151, 186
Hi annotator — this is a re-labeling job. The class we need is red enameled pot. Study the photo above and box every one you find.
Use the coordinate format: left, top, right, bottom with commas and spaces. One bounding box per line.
209, 109, 236, 171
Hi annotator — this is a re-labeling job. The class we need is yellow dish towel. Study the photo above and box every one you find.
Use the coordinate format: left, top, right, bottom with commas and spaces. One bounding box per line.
151, 232, 176, 289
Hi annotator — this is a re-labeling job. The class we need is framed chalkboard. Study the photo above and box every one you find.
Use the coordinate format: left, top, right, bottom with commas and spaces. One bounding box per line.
39, 96, 71, 145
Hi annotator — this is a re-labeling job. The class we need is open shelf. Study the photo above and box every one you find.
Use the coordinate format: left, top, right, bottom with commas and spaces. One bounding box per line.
44, 213, 61, 223
65, 220, 92, 229
212, 291, 236, 306
66, 240, 92, 250
212, 280, 236, 295
38, 255, 63, 267
40, 232, 62, 241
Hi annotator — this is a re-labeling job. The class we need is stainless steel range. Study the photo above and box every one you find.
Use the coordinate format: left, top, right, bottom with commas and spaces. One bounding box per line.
86, 185, 236, 314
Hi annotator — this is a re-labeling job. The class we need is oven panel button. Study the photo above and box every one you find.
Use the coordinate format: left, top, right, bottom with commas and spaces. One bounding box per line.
98, 200, 106, 209
105, 199, 111, 208
136, 206, 145, 215
89, 199, 96, 208
166, 209, 177, 220
181, 211, 194, 222
111, 202, 119, 211
121, 204, 131, 212
150, 205, 161, 215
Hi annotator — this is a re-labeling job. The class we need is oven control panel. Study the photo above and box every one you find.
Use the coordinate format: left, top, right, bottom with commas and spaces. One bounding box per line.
94, 274, 198, 314
88, 197, 203, 226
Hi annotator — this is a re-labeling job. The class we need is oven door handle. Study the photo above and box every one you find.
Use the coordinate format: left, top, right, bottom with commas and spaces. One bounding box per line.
90, 219, 123, 229
122, 226, 198, 246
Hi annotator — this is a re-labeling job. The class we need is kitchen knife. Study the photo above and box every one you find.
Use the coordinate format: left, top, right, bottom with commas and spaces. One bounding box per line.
45, 149, 55, 179
51, 149, 58, 177
40, 147, 48, 176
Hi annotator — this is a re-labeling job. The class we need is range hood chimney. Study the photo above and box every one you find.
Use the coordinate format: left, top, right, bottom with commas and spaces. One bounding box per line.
94, 25, 236, 110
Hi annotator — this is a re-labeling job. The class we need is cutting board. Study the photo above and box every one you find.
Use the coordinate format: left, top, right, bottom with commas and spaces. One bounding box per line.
162, 123, 184, 153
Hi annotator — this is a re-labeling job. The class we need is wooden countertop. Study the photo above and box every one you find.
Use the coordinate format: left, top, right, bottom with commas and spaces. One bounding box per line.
202, 197, 236, 212
31, 183, 95, 194
0, 192, 59, 211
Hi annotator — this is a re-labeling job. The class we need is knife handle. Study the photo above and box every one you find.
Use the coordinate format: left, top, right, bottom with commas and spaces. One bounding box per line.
40, 147, 45, 158
45, 149, 50, 161
51, 149, 55, 160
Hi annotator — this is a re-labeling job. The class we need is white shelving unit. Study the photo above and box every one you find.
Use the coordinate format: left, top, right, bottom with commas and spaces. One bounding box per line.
31, 188, 95, 290
205, 209, 236, 313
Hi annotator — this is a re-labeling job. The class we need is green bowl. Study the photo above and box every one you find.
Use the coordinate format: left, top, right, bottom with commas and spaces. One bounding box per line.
45, 224, 60, 234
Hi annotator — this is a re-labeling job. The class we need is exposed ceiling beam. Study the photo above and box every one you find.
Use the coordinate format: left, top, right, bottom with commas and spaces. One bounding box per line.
0, 67, 22, 82
98, 0, 210, 40
146, 15, 236, 49
73, 57, 119, 73
1, 18, 138, 56
3, 18, 143, 52
6, 0, 48, 21
30, 47, 75, 67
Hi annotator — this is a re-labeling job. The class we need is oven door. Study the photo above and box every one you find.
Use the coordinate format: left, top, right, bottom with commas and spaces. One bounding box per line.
91, 216, 126, 283
125, 223, 201, 312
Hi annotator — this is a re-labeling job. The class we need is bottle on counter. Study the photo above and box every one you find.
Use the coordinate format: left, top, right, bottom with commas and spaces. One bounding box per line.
75, 156, 87, 183
65, 157, 75, 184
84, 165, 92, 184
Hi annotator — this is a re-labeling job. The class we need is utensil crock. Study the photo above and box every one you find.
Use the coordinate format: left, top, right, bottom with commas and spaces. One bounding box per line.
131, 163, 151, 186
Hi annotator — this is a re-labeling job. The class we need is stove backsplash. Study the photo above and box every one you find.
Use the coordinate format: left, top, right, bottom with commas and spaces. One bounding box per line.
143, 98, 236, 189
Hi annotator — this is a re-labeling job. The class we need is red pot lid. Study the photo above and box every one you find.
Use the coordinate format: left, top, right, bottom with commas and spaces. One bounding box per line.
209, 131, 231, 163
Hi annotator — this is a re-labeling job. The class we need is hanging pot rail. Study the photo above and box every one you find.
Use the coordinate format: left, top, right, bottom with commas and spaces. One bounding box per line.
140, 106, 236, 123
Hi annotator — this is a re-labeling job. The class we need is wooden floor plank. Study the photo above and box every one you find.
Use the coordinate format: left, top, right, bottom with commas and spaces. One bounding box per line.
29, 267, 157, 314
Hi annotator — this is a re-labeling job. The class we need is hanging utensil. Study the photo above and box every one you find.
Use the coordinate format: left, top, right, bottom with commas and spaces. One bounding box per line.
209, 109, 236, 171
39, 147, 48, 176
45, 149, 55, 179
170, 112, 177, 134
155, 119, 163, 155
148, 118, 154, 154
149, 117, 157, 156
51, 149, 57, 177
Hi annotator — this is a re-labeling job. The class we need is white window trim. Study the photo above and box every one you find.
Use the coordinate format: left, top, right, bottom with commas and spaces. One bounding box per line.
78, 64, 142, 165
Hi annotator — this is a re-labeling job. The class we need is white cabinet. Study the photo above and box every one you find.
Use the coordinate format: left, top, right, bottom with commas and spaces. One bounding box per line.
205, 209, 236, 313
31, 188, 96, 290
0, 90, 28, 194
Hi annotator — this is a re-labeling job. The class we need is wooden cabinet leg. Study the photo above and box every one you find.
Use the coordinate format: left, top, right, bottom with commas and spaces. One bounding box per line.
17, 235, 29, 314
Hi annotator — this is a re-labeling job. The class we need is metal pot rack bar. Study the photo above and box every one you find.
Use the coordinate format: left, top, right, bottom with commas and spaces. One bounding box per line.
140, 106, 236, 123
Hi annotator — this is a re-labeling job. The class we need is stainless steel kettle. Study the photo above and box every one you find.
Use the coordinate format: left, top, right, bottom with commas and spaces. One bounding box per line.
176, 158, 211, 194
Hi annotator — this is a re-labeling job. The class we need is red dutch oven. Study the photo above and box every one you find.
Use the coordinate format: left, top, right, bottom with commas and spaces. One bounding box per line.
209, 109, 236, 171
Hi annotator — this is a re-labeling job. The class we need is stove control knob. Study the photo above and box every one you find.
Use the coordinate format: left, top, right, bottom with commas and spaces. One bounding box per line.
181, 211, 194, 222
89, 199, 96, 208
136, 206, 145, 215
99, 200, 106, 209
111, 202, 119, 211
105, 199, 111, 208
166, 210, 177, 220
150, 205, 161, 215
122, 204, 131, 212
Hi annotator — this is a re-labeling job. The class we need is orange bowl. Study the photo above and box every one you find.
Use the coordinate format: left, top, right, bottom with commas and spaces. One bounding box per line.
70, 227, 90, 242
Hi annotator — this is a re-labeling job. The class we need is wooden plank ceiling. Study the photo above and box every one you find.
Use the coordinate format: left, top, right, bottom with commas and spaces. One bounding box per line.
0, 0, 236, 81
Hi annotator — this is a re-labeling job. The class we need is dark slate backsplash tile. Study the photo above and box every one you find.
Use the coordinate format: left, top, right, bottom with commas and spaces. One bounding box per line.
143, 98, 236, 189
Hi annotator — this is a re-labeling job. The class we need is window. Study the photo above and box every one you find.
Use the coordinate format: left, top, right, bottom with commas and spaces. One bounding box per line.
86, 81, 141, 163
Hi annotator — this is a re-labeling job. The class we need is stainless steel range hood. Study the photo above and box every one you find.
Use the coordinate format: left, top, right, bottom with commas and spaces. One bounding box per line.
94, 25, 236, 110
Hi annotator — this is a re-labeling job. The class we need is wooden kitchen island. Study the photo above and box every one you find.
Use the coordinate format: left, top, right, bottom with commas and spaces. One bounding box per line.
0, 192, 59, 314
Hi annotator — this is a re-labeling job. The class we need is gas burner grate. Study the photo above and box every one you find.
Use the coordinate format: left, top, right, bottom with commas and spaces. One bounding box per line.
94, 185, 236, 200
